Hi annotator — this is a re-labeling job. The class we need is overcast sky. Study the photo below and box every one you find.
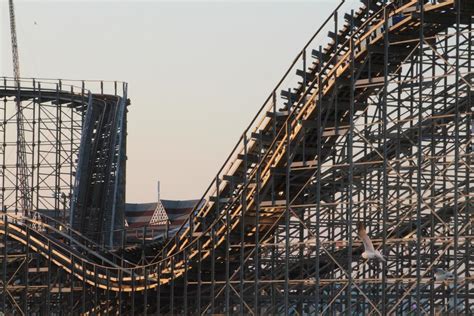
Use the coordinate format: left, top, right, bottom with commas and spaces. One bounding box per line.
1, 1, 357, 203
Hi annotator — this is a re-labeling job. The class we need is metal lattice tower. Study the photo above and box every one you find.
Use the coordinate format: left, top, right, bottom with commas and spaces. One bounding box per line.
8, 0, 20, 81
8, 0, 31, 215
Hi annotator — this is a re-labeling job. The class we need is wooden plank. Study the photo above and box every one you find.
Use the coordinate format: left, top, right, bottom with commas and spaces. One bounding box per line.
291, 160, 318, 169
28, 267, 48, 273
280, 90, 299, 101
355, 76, 385, 88
50, 287, 83, 293
237, 153, 259, 163
223, 175, 244, 183
266, 111, 289, 118
251, 132, 274, 144
296, 69, 316, 82
322, 128, 349, 137
260, 200, 286, 207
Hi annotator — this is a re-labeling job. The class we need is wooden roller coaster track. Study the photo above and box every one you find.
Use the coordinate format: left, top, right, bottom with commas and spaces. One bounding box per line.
1, 0, 473, 314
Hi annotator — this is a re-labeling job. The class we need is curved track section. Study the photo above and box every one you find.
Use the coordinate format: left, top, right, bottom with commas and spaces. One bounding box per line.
0, 79, 129, 313
1, 0, 473, 314
0, 79, 128, 247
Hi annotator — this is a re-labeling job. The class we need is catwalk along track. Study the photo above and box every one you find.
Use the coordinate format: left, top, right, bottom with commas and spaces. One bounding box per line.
1, 0, 474, 314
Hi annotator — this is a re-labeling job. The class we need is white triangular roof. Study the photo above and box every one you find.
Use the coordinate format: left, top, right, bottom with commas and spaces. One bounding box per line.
149, 199, 168, 225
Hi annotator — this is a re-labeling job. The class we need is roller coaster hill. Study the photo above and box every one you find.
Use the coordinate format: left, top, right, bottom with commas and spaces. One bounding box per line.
1, 0, 474, 314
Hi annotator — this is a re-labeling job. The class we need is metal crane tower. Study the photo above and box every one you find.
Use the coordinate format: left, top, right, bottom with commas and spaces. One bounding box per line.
9, 0, 31, 214
9, 0, 20, 80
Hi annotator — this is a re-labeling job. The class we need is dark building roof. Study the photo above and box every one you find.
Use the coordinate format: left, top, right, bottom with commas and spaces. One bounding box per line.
124, 202, 158, 228
161, 199, 203, 226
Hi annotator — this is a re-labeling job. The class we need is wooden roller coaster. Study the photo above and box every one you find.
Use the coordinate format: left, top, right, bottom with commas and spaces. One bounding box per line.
1, 0, 473, 314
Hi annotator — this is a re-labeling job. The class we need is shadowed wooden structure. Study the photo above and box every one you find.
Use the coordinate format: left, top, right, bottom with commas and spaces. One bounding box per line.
1, 0, 474, 314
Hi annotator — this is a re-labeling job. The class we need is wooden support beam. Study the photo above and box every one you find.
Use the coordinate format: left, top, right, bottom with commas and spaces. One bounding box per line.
237, 153, 259, 163
210, 196, 231, 203
266, 111, 289, 121
223, 174, 244, 183
280, 90, 299, 101
296, 69, 316, 82
260, 200, 286, 207
251, 132, 274, 144
355, 76, 385, 88
322, 128, 349, 137
291, 160, 318, 169
28, 267, 48, 273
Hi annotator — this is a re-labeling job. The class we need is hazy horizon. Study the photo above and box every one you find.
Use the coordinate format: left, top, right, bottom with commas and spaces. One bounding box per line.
1, 1, 348, 203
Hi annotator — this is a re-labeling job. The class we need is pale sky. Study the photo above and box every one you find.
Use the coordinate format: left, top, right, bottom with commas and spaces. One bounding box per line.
1, 0, 356, 203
